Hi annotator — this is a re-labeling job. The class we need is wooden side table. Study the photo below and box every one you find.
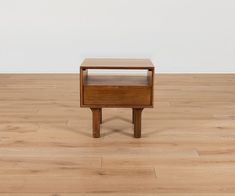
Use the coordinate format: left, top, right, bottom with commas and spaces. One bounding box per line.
80, 59, 155, 138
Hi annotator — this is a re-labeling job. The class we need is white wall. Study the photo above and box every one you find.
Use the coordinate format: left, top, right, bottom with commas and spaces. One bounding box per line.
0, 0, 235, 73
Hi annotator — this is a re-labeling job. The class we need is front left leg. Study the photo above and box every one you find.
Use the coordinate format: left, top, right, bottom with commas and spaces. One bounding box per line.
91, 108, 102, 138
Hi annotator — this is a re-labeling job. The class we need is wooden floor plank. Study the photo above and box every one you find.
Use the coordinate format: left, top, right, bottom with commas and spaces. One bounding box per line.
0, 74, 235, 194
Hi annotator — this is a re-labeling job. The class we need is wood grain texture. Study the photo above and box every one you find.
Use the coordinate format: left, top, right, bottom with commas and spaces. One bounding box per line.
80, 59, 155, 108
133, 108, 143, 138
91, 108, 101, 138
80, 59, 155, 138
81, 58, 154, 69
84, 86, 152, 106
0, 74, 235, 195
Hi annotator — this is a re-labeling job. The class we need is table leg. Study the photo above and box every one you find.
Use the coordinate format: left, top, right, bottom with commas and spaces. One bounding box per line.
132, 108, 135, 124
91, 108, 101, 138
100, 108, 102, 124
133, 108, 144, 138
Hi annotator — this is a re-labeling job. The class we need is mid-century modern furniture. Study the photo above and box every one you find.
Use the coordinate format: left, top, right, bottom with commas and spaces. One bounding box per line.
80, 58, 155, 138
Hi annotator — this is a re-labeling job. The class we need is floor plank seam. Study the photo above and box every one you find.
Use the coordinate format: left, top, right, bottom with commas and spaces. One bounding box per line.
154, 168, 157, 179
195, 149, 200, 157
100, 157, 103, 168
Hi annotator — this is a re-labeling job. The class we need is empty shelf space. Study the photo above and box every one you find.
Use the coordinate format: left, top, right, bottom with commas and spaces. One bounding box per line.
84, 75, 150, 86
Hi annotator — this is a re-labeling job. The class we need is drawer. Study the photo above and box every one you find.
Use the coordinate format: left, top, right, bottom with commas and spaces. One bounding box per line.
83, 86, 152, 107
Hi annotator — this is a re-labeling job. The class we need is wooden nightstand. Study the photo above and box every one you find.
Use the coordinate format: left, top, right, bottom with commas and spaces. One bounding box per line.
80, 58, 155, 138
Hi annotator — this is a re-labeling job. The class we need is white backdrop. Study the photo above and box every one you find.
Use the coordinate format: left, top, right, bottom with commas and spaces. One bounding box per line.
0, 0, 235, 73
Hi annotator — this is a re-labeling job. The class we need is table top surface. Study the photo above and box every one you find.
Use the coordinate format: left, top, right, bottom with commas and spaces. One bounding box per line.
81, 58, 154, 69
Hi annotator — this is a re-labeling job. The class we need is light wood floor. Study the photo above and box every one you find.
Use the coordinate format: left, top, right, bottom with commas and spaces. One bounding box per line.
0, 74, 235, 196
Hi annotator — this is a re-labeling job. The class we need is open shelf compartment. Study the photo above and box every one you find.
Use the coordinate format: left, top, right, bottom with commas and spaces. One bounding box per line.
82, 69, 152, 87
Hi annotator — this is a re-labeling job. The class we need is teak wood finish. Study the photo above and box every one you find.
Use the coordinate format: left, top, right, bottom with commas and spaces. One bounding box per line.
80, 58, 155, 138
1, 74, 235, 195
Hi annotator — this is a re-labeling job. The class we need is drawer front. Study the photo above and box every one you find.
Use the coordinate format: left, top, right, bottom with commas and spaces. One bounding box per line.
83, 86, 152, 107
